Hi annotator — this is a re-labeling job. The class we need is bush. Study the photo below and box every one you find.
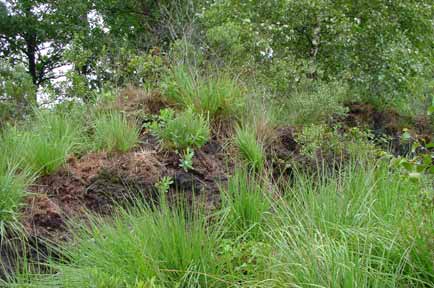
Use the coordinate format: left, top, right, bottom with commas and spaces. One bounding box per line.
93, 112, 139, 153
201, 0, 434, 112
234, 126, 264, 171
149, 107, 210, 150
0, 61, 36, 123
163, 66, 245, 120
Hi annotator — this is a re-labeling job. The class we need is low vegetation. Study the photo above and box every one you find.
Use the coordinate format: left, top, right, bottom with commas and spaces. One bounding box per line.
0, 0, 433, 287
234, 126, 265, 171
149, 107, 210, 150
163, 66, 245, 120
93, 112, 140, 153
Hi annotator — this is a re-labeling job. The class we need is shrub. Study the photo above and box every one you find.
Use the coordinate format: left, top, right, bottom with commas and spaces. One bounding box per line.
201, 0, 434, 113
163, 66, 244, 119
234, 126, 264, 171
149, 107, 210, 150
93, 112, 139, 153
0, 61, 36, 123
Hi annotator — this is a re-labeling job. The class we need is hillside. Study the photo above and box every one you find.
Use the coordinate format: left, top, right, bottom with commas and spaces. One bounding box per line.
0, 1, 433, 287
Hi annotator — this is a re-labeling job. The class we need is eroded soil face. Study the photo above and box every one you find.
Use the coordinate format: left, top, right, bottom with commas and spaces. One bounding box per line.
22, 136, 229, 241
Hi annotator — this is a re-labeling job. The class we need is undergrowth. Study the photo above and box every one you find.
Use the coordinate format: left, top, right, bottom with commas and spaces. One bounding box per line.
7, 161, 433, 287
93, 112, 140, 153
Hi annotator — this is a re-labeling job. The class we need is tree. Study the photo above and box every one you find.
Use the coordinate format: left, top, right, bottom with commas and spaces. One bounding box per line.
0, 0, 89, 93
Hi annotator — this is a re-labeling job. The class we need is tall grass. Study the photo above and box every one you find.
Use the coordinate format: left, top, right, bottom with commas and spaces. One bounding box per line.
93, 112, 140, 153
268, 162, 434, 287
22, 201, 222, 287
164, 66, 244, 120
0, 164, 34, 236
0, 111, 86, 175
222, 169, 269, 238
5, 161, 433, 287
234, 126, 265, 171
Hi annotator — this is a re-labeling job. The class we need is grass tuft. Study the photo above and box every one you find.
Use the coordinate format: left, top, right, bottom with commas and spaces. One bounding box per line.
163, 66, 245, 120
93, 112, 140, 153
234, 126, 265, 171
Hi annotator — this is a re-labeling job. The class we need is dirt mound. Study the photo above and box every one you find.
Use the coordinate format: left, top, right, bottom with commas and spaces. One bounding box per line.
343, 102, 433, 154
22, 138, 229, 241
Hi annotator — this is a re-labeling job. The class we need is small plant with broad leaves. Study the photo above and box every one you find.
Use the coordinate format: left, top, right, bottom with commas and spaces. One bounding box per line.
390, 129, 434, 182
154, 176, 173, 194
178, 148, 194, 172
148, 107, 210, 150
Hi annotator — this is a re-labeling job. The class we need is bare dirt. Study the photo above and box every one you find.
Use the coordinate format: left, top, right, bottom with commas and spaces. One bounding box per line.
22, 135, 229, 242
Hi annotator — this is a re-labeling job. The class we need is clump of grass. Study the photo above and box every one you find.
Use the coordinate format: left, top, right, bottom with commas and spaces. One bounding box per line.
1, 111, 85, 175
163, 66, 245, 120
234, 126, 265, 171
222, 169, 270, 238
93, 112, 140, 153
0, 165, 33, 235
268, 162, 434, 286
28, 202, 220, 287
25, 111, 84, 174
149, 107, 210, 150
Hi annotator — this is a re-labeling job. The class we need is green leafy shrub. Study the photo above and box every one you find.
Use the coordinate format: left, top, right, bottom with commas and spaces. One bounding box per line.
201, 0, 434, 113
0, 61, 36, 123
235, 126, 264, 171
163, 66, 244, 119
93, 112, 139, 153
149, 107, 210, 150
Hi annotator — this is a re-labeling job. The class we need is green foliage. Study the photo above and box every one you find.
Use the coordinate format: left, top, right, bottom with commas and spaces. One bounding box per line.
234, 126, 264, 171
0, 61, 36, 122
93, 112, 139, 153
163, 66, 245, 119
149, 107, 210, 150
269, 162, 434, 286
178, 147, 194, 172
154, 176, 173, 194
23, 111, 85, 174
6, 161, 434, 287
201, 0, 434, 112
296, 124, 378, 161
0, 111, 85, 175
222, 170, 269, 238
33, 202, 220, 287
0, 164, 33, 233
271, 80, 349, 125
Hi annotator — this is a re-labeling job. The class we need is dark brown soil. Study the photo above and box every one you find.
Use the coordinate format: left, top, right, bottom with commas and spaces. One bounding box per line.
343, 102, 433, 155
21, 135, 229, 242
